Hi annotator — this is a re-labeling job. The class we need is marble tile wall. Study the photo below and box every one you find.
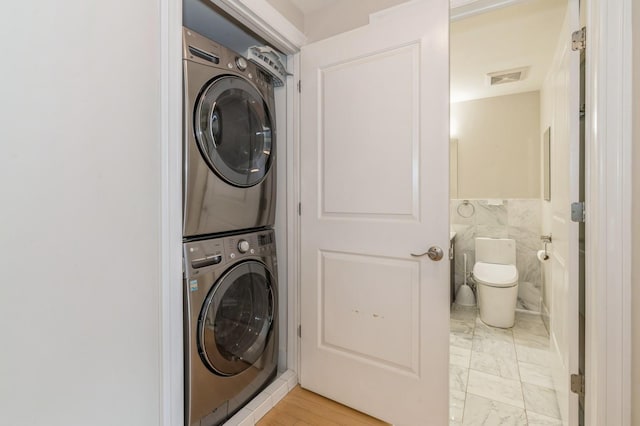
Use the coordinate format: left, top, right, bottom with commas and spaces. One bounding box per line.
451, 199, 543, 312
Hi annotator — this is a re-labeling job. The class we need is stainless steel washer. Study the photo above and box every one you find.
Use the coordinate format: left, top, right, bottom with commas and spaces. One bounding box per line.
184, 229, 278, 426
183, 27, 276, 238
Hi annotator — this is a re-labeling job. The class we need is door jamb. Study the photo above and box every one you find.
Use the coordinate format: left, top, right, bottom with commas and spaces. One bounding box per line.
584, 0, 633, 424
159, 0, 184, 424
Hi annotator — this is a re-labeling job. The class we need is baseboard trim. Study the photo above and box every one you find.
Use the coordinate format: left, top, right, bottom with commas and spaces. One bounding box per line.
224, 370, 298, 426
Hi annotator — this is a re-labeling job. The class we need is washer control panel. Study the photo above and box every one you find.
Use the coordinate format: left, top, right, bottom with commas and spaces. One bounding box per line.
237, 239, 250, 253
184, 230, 276, 277
186, 240, 224, 273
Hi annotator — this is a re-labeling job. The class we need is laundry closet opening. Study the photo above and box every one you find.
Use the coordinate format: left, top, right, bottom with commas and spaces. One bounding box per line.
181, 1, 296, 424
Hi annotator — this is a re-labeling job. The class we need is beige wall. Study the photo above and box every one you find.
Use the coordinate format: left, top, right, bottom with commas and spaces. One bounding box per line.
451, 91, 541, 199
267, 0, 410, 42
632, 0, 640, 423
266, 0, 304, 32
304, 0, 408, 42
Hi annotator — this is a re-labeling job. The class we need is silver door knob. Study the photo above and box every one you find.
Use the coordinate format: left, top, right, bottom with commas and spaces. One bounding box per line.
411, 246, 444, 261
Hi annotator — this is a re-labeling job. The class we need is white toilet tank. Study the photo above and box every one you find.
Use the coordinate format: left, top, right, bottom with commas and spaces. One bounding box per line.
475, 237, 516, 264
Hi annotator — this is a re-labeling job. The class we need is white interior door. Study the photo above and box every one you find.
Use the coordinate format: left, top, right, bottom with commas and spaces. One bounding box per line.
549, 0, 580, 423
299, 1, 450, 424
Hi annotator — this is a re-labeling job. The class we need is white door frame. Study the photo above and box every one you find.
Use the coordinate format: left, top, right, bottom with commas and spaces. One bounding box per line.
584, 0, 633, 424
159, 0, 184, 425
158, 0, 633, 424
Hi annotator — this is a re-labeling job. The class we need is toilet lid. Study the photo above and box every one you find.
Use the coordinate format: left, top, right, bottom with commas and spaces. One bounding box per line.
473, 262, 518, 287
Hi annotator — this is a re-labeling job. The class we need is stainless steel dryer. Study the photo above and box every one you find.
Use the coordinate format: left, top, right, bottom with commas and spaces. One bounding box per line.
184, 229, 278, 426
183, 27, 276, 238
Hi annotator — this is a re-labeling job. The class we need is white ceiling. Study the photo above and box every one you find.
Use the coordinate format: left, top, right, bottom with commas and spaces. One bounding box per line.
451, 0, 567, 103
289, 0, 338, 15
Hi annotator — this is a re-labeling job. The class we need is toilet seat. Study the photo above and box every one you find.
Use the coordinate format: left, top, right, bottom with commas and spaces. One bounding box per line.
473, 262, 518, 287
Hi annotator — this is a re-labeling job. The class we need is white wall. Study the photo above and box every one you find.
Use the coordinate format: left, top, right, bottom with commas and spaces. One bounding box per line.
0, 2, 163, 425
540, 73, 553, 325
538, 2, 573, 328
632, 0, 640, 422
274, 84, 289, 372
451, 91, 541, 199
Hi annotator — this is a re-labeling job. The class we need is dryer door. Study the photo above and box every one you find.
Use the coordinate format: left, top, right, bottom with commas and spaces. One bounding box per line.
198, 260, 275, 376
195, 75, 274, 188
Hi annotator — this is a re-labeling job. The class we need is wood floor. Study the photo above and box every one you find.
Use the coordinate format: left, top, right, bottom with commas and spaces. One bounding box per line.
256, 386, 389, 426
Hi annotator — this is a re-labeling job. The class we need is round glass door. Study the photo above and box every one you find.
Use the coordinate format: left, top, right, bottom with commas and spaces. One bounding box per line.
195, 75, 274, 188
198, 261, 275, 376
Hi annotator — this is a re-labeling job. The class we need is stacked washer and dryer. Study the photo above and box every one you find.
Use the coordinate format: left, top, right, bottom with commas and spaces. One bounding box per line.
182, 27, 279, 426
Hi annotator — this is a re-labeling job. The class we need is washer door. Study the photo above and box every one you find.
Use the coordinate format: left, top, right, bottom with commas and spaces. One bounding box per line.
195, 75, 274, 188
198, 260, 275, 376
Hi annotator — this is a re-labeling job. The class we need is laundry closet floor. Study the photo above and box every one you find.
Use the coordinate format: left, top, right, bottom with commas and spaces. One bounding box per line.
257, 386, 388, 425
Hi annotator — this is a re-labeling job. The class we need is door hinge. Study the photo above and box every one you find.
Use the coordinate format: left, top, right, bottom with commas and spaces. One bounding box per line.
449, 245, 454, 260
297, 325, 301, 338
570, 373, 585, 396
297, 80, 301, 93
571, 202, 586, 223
572, 27, 586, 51
298, 202, 301, 216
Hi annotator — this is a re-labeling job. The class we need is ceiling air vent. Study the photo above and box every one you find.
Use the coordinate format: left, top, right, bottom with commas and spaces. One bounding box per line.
486, 67, 529, 86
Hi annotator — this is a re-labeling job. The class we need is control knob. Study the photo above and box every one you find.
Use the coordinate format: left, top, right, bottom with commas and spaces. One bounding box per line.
237, 240, 250, 253
235, 57, 248, 71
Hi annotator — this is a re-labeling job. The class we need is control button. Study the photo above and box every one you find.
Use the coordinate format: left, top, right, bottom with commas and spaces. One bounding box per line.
238, 240, 250, 253
227, 62, 234, 69
250, 249, 255, 254
248, 73, 253, 79
235, 57, 248, 71
230, 253, 236, 259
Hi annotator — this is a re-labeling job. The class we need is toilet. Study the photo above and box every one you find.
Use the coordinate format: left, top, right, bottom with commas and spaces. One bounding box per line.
473, 237, 519, 328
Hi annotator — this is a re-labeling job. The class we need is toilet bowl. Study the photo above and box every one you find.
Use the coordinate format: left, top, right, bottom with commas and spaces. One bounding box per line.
473, 238, 519, 328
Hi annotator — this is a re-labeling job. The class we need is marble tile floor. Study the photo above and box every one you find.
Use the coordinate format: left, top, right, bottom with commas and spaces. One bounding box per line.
449, 304, 561, 426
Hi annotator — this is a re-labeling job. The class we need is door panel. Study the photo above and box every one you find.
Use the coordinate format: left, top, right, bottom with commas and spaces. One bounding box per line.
320, 45, 419, 219
548, 0, 580, 423
299, 1, 449, 424
320, 251, 420, 372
